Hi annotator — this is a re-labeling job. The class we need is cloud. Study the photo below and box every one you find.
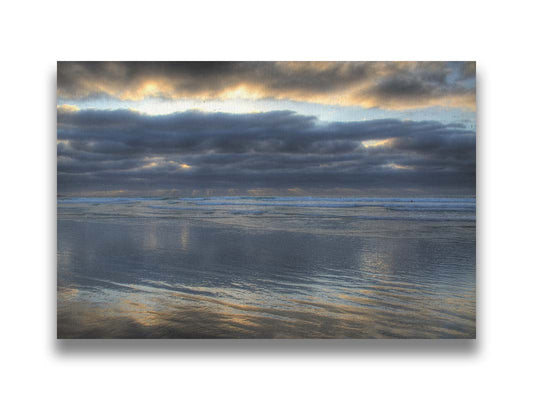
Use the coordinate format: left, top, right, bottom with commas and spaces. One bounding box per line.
57, 61, 476, 111
363, 63, 475, 109
57, 108, 475, 196
57, 104, 79, 113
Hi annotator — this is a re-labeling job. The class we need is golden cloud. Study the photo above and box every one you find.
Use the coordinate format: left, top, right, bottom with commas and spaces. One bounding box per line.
57, 61, 476, 111
57, 104, 79, 113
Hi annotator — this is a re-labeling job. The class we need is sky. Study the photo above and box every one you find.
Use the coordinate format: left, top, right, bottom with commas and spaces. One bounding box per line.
57, 61, 476, 197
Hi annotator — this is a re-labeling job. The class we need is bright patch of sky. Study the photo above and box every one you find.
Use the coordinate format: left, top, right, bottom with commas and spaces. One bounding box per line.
59, 97, 476, 129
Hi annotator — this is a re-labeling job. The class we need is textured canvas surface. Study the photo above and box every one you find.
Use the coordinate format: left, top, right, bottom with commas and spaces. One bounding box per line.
57, 62, 476, 338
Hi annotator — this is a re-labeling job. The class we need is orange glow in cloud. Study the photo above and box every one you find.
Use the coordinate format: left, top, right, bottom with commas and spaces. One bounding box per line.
57, 104, 79, 112
387, 163, 415, 170
362, 139, 393, 148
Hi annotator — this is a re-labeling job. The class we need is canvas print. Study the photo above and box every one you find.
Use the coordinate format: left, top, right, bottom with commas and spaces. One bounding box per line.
57, 61, 476, 338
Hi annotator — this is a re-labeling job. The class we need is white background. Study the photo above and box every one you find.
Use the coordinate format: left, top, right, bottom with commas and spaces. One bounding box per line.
1, 1, 532, 399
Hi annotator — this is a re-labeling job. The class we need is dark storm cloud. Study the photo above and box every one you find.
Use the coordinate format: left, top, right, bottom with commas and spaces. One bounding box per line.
57, 61, 475, 110
364, 62, 475, 108
58, 62, 370, 97
57, 108, 475, 195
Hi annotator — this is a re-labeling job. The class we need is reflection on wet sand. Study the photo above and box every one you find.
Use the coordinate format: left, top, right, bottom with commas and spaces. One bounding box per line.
58, 276, 475, 338
57, 197, 476, 338
180, 224, 189, 251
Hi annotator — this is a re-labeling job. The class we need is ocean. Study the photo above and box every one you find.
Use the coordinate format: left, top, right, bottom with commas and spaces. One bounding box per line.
57, 196, 476, 338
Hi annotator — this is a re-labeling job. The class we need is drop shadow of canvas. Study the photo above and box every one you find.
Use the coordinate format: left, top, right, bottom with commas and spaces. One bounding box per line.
55, 337, 477, 358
